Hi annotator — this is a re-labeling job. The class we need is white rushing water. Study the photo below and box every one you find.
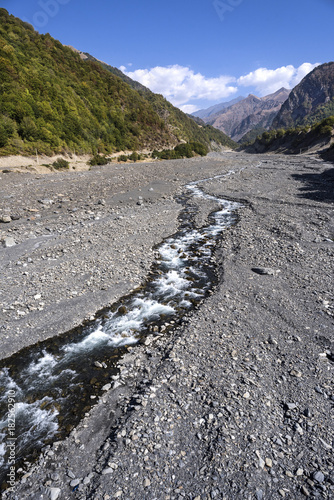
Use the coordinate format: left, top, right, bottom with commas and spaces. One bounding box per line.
0, 172, 242, 482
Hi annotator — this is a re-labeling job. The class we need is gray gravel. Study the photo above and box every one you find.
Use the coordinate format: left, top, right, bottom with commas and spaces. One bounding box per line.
1, 153, 334, 499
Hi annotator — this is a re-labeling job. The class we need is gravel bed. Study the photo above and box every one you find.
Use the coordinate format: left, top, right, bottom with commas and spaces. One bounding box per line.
1, 153, 333, 499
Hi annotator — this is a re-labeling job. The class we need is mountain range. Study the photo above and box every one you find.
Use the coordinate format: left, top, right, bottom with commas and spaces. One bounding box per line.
242, 62, 334, 156
193, 88, 290, 142
193, 96, 245, 120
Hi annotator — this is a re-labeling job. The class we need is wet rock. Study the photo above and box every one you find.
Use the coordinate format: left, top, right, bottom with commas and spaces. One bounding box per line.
118, 305, 128, 315
102, 383, 111, 391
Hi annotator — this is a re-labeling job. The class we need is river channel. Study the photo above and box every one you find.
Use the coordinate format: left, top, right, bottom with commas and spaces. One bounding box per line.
0, 172, 242, 488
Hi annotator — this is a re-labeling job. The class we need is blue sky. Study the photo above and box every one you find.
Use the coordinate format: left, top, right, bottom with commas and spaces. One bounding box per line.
3, 0, 333, 112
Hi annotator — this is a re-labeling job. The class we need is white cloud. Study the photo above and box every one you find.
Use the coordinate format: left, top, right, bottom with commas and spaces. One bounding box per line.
179, 104, 201, 114
119, 62, 320, 109
237, 62, 321, 96
290, 62, 320, 88
120, 64, 238, 107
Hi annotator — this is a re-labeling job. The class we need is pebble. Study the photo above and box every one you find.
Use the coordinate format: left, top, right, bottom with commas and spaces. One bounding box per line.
301, 485, 310, 496
102, 468, 114, 475
2, 236, 16, 247
48, 488, 61, 500
0, 215, 12, 223
285, 402, 297, 410
38, 199, 54, 205
70, 478, 80, 487
312, 471, 325, 483
294, 423, 304, 435
256, 489, 264, 500
251, 267, 280, 275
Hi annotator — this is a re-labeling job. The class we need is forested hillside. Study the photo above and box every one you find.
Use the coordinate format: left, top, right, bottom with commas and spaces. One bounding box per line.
76, 50, 237, 150
0, 9, 235, 157
242, 115, 334, 154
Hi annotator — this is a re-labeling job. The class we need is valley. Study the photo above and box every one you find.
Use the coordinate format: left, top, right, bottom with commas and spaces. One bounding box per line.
0, 7, 333, 500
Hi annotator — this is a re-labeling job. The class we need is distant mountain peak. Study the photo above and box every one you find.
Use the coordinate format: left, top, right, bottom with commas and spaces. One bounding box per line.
192, 96, 245, 120
200, 88, 290, 142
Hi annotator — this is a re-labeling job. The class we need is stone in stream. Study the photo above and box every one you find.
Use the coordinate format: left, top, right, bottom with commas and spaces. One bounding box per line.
118, 305, 128, 315
102, 383, 111, 391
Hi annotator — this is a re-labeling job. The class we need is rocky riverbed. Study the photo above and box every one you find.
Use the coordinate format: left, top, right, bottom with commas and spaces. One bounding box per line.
1, 152, 333, 499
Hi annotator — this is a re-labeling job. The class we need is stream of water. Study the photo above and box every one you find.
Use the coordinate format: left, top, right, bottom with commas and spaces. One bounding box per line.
0, 172, 242, 488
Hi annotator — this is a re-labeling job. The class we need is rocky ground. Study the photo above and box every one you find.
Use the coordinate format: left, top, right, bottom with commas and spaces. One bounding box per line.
1, 152, 333, 499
